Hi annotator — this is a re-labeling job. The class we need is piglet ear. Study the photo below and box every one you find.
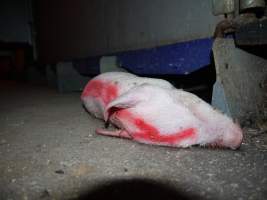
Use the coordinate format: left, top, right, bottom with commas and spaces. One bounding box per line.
104, 91, 141, 122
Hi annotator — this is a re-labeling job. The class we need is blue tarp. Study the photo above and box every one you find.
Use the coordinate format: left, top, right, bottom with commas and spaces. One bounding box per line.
74, 37, 213, 75
117, 38, 213, 75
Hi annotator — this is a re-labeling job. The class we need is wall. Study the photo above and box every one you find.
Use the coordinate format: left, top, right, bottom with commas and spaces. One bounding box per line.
36, 0, 222, 63
0, 0, 32, 44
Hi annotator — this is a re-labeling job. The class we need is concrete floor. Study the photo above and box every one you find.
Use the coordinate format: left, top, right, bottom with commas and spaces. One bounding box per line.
0, 81, 266, 200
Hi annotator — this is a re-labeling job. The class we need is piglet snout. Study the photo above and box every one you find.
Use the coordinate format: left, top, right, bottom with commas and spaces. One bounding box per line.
221, 124, 243, 150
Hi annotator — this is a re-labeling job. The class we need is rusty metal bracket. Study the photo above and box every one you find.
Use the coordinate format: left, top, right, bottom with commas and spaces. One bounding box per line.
213, 13, 259, 38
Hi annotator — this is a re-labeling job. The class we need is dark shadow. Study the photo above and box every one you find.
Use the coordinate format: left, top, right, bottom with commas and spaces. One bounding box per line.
73, 178, 204, 200
237, 45, 267, 59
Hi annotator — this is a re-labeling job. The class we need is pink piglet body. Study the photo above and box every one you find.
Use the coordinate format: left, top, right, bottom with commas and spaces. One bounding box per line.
97, 84, 243, 150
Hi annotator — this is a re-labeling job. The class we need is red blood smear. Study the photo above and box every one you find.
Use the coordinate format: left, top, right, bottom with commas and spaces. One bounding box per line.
81, 80, 118, 105
114, 109, 196, 145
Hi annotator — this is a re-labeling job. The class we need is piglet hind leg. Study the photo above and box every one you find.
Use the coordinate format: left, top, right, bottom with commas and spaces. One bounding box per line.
96, 128, 133, 139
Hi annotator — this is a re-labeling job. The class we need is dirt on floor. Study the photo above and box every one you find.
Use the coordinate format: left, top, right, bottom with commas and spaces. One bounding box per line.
0, 81, 266, 200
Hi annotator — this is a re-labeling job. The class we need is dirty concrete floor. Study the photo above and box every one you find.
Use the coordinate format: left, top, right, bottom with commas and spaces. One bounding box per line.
0, 81, 266, 200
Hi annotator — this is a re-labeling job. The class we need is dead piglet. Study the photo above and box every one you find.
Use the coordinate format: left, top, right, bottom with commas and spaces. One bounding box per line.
96, 84, 243, 150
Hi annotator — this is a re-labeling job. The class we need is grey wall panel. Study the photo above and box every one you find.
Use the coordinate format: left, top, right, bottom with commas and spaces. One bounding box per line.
37, 0, 222, 63
107, 0, 221, 52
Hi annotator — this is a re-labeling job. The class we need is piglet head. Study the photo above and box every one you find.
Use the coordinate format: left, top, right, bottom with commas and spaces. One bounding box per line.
219, 122, 243, 150
205, 118, 243, 150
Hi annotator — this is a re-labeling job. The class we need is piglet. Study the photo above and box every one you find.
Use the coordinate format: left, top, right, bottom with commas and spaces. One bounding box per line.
96, 84, 243, 150
81, 72, 174, 119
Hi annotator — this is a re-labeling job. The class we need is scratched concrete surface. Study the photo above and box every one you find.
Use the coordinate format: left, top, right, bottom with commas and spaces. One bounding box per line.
0, 81, 266, 200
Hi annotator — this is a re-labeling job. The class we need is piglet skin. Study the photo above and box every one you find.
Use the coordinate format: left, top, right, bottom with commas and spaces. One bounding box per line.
81, 72, 174, 119
96, 84, 243, 150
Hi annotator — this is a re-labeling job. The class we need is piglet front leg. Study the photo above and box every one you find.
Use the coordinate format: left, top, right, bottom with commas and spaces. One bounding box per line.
96, 128, 133, 139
